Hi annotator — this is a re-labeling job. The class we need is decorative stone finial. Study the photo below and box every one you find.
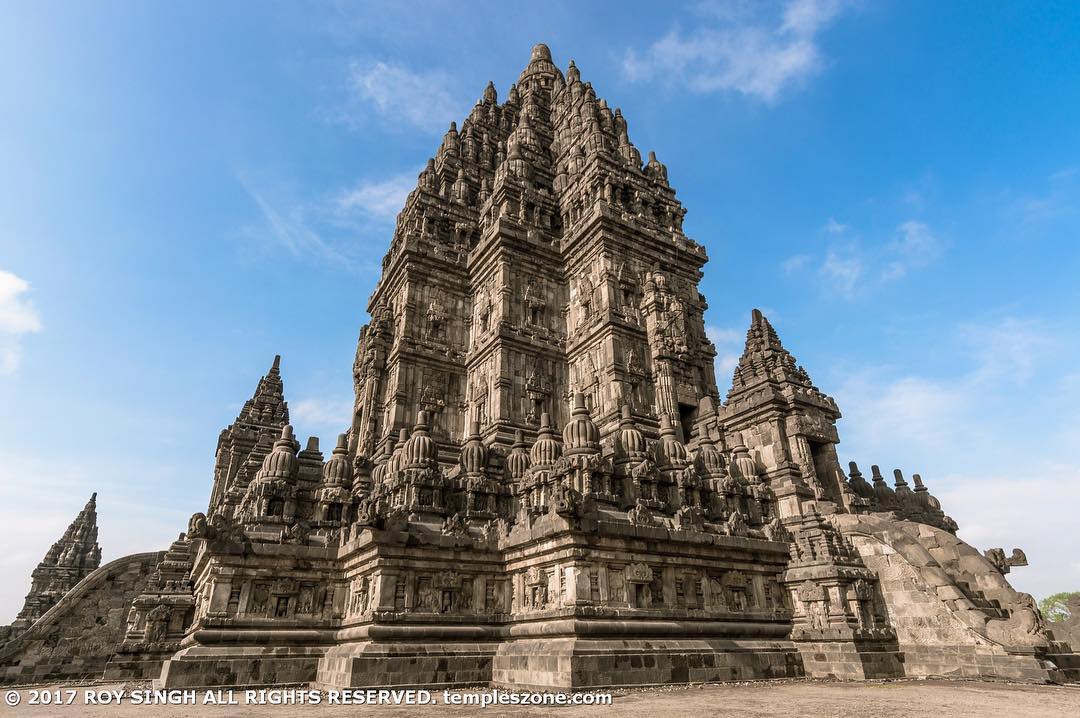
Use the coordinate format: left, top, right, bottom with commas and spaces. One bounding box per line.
563, 393, 600, 455
403, 412, 436, 468
654, 414, 688, 468
694, 434, 725, 476
567, 59, 580, 84
322, 433, 353, 487
730, 442, 758, 482
615, 405, 647, 462
460, 421, 488, 475
530, 412, 562, 466
506, 429, 531, 480
258, 425, 299, 480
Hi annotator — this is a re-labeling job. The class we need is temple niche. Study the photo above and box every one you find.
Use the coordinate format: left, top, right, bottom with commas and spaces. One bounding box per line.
2, 44, 1077, 689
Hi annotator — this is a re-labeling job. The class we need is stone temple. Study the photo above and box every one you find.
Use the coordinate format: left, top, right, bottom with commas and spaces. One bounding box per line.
2, 44, 1077, 688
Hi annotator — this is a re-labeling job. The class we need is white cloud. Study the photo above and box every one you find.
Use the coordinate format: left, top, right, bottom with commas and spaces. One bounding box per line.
936, 468, 1080, 600
707, 324, 744, 381
782, 254, 810, 274
1004, 166, 1080, 228
801, 219, 942, 298
241, 180, 355, 268
346, 60, 465, 133
881, 220, 941, 280
834, 316, 1055, 460
782, 0, 845, 35
830, 315, 1079, 599
291, 396, 354, 439
0, 454, 194, 622
335, 172, 416, 222
960, 317, 1054, 385
836, 371, 968, 452
623, 0, 849, 102
823, 217, 847, 234
0, 270, 43, 375
236, 169, 415, 273
820, 243, 863, 297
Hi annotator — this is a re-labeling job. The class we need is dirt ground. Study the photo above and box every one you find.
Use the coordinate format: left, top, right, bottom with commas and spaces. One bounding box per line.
1, 679, 1077, 718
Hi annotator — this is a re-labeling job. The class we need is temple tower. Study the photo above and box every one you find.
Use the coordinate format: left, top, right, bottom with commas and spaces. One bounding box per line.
350, 44, 719, 482
206, 355, 290, 518
9, 493, 101, 635
718, 309, 847, 518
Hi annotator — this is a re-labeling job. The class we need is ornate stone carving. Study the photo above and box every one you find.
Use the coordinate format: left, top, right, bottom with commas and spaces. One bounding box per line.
984, 547, 1028, 574
625, 563, 653, 584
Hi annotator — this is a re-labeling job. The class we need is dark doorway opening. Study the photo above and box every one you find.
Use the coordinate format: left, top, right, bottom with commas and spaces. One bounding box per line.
678, 402, 698, 444
808, 440, 837, 500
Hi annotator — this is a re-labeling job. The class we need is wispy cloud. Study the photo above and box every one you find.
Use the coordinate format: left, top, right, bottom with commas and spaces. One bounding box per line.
345, 60, 466, 134
823, 217, 847, 234
959, 317, 1055, 385
0, 270, 43, 375
786, 218, 944, 298
820, 242, 864, 296
1003, 166, 1080, 229
236, 167, 418, 273
622, 0, 849, 102
782, 254, 811, 274
241, 179, 356, 268
707, 324, 744, 381
833, 313, 1062, 464
335, 172, 416, 222
831, 314, 1079, 599
291, 396, 354, 441
835, 371, 969, 451
881, 220, 941, 280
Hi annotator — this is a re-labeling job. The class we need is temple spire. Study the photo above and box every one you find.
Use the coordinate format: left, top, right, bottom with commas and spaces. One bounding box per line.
237, 354, 290, 428
206, 355, 292, 518
10, 493, 102, 632
727, 309, 819, 399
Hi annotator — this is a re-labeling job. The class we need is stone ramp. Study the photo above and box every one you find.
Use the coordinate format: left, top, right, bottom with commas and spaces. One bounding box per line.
836, 514, 1078, 683
0, 551, 163, 685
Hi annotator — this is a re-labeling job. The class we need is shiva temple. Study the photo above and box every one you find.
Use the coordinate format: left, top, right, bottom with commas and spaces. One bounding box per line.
2, 45, 1077, 689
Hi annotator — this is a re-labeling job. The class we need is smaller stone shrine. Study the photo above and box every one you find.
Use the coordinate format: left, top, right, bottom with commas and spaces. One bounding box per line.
3, 494, 101, 642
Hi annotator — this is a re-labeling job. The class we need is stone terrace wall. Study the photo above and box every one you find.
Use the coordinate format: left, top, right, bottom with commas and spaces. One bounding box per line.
0, 552, 162, 685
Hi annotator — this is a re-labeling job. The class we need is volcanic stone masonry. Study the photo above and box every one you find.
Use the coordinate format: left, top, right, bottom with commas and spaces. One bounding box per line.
2, 44, 1078, 688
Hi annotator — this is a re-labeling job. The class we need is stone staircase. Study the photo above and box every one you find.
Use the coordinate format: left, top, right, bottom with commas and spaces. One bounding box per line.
1043, 640, 1080, 682
954, 580, 1010, 620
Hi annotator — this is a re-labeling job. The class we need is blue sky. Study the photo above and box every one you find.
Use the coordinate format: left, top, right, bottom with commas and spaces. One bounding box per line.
2, 1, 1079, 619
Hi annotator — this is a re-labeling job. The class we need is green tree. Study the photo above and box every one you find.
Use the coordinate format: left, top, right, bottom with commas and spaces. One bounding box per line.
1039, 591, 1080, 622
